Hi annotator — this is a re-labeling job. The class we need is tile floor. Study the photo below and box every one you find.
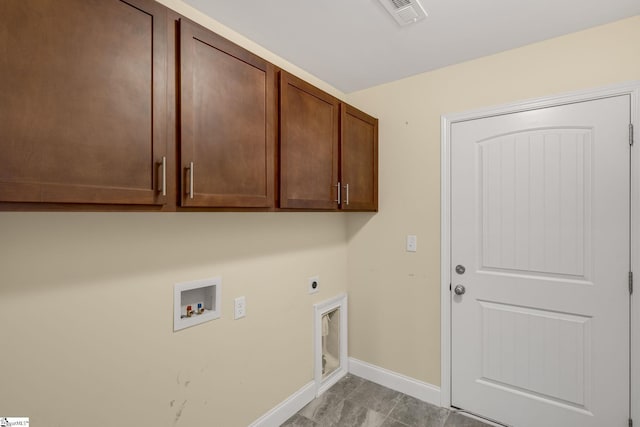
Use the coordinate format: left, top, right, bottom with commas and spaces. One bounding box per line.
282, 375, 493, 427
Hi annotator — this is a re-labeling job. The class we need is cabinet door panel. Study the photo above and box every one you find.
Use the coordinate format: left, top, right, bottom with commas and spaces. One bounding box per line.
280, 72, 339, 209
179, 19, 275, 208
341, 104, 378, 211
0, 0, 167, 205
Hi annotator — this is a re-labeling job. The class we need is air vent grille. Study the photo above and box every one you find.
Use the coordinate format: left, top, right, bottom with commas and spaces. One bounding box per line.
391, 0, 411, 9
378, 0, 428, 26
397, 6, 419, 22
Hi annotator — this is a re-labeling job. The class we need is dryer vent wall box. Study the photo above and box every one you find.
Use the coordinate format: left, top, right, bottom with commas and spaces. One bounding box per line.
174, 277, 221, 331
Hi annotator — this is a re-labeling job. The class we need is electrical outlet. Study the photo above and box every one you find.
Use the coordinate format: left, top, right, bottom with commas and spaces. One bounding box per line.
234, 296, 246, 320
406, 235, 417, 252
308, 276, 320, 294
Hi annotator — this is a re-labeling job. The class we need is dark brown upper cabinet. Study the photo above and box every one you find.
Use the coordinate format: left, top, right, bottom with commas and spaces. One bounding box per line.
178, 19, 276, 208
0, 1, 377, 213
279, 72, 378, 211
340, 104, 378, 211
0, 0, 168, 206
279, 71, 340, 209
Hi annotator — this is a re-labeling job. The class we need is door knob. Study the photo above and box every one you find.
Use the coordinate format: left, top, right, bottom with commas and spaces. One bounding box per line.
454, 285, 466, 295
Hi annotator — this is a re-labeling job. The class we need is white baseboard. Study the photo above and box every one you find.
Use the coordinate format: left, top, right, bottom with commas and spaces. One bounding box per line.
248, 381, 316, 427
348, 357, 441, 407
250, 359, 442, 427
316, 367, 348, 397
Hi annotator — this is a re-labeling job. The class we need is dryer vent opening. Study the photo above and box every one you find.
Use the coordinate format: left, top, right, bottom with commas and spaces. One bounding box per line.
314, 294, 348, 396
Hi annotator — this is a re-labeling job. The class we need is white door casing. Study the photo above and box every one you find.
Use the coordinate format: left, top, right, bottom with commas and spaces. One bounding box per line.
445, 94, 632, 427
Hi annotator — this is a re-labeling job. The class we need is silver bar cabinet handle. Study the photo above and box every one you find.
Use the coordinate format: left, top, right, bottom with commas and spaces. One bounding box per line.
160, 156, 167, 196
335, 182, 341, 205
187, 161, 194, 199
343, 183, 349, 206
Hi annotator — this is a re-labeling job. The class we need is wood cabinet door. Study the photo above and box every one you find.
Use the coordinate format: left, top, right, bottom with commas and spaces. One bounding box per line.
179, 19, 275, 208
0, 0, 168, 205
340, 104, 378, 211
280, 72, 340, 209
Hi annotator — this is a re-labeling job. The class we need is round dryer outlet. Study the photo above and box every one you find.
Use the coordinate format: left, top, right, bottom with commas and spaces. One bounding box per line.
308, 276, 320, 294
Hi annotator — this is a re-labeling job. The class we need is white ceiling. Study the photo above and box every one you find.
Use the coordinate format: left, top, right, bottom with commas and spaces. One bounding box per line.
182, 0, 640, 93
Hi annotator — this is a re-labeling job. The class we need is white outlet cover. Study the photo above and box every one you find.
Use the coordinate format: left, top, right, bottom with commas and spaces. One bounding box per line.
234, 296, 246, 320
406, 235, 417, 252
308, 276, 320, 294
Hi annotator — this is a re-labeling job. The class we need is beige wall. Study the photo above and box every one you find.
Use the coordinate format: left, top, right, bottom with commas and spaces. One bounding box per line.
0, 213, 347, 426
346, 15, 640, 386
0, 2, 349, 426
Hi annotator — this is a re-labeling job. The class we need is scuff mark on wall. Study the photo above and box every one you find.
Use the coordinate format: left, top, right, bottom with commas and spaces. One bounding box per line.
173, 400, 187, 426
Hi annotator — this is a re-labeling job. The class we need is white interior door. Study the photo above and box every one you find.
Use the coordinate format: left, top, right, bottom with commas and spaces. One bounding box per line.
450, 95, 631, 427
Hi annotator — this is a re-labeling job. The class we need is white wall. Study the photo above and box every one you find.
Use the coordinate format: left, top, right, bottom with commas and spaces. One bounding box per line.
346, 15, 640, 386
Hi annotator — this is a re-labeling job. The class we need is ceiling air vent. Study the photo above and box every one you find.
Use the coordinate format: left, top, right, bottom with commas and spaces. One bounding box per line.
378, 0, 427, 26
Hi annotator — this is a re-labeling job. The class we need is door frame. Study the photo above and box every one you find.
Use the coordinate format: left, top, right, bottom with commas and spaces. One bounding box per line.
440, 81, 640, 422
